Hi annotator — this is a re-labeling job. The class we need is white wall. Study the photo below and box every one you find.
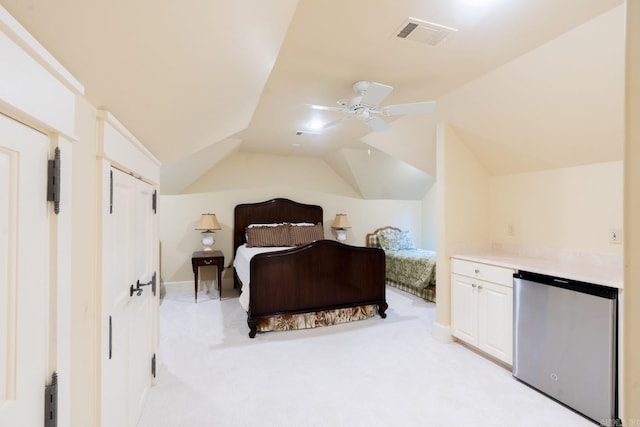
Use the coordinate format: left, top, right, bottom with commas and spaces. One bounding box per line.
489, 161, 623, 254
421, 184, 437, 251
433, 124, 491, 341
439, 125, 492, 249
160, 187, 423, 283
160, 151, 429, 284
184, 151, 361, 197
433, 6, 624, 176
624, 0, 640, 420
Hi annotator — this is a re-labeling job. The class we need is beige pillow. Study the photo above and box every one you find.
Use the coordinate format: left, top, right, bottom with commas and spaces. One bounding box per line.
246, 224, 291, 247
289, 223, 324, 246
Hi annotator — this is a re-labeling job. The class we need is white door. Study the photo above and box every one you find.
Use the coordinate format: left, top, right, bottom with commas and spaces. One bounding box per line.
0, 114, 51, 426
101, 167, 156, 427
127, 175, 156, 423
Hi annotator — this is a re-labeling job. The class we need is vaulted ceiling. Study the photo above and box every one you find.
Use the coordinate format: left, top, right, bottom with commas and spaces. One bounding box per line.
1, 0, 624, 197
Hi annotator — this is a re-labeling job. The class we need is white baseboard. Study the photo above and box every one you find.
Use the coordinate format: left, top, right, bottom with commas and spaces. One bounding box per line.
162, 281, 192, 295
431, 321, 453, 343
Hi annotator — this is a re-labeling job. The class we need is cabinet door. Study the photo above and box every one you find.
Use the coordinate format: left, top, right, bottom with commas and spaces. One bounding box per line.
451, 274, 478, 346
478, 281, 513, 364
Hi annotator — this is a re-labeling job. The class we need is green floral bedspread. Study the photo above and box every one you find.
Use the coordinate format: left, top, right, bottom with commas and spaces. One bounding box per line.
385, 249, 437, 291
366, 228, 437, 301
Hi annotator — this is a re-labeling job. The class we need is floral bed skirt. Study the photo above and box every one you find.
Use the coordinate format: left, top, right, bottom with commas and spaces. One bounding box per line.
255, 304, 379, 333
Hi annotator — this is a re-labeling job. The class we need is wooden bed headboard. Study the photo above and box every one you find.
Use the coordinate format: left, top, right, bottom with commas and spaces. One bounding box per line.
233, 198, 323, 254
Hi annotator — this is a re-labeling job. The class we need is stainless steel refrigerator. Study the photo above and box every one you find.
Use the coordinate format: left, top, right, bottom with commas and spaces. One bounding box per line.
513, 271, 618, 425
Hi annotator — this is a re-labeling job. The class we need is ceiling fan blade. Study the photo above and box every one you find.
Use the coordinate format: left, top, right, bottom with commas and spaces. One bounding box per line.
320, 118, 349, 129
365, 116, 390, 131
299, 113, 355, 134
361, 82, 393, 108
304, 103, 345, 112
380, 101, 436, 116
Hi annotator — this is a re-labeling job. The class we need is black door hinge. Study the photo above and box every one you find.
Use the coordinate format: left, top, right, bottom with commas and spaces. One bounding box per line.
109, 315, 113, 359
47, 147, 61, 215
109, 170, 114, 214
152, 189, 157, 214
44, 372, 58, 427
151, 353, 156, 378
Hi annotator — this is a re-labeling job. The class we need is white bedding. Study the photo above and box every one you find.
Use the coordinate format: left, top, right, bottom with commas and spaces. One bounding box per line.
233, 244, 291, 311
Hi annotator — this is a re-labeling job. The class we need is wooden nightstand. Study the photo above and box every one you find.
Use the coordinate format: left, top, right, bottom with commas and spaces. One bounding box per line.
191, 250, 224, 302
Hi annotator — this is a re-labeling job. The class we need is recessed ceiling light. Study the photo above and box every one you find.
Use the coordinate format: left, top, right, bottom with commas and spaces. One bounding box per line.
463, 0, 497, 6
295, 129, 321, 136
307, 120, 324, 131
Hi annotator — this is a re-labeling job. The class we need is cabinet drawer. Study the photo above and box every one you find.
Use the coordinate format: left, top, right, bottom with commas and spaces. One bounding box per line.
451, 258, 515, 287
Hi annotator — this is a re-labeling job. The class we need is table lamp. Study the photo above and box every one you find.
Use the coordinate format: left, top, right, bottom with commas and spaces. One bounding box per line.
331, 213, 351, 242
195, 213, 221, 251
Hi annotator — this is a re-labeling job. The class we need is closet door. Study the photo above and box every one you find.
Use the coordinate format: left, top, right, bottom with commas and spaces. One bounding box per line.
101, 168, 156, 427
0, 114, 51, 426
127, 176, 156, 423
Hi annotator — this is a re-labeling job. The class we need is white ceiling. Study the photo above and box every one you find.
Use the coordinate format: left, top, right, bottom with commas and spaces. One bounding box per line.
1, 0, 625, 196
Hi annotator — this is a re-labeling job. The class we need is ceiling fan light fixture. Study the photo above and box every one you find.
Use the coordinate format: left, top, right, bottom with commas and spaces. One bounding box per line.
307, 120, 325, 131
305, 80, 435, 132
355, 109, 370, 120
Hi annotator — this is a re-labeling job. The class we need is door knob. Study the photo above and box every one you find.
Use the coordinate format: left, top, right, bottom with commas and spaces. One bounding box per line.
135, 272, 157, 296
129, 283, 143, 297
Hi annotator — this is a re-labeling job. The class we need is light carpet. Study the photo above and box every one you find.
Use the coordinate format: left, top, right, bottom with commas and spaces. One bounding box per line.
137, 286, 593, 427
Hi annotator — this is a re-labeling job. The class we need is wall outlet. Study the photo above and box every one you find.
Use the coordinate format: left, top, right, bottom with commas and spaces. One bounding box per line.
609, 228, 622, 244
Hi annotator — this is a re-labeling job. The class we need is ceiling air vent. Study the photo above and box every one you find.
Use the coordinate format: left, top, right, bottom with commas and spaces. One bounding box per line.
395, 18, 458, 46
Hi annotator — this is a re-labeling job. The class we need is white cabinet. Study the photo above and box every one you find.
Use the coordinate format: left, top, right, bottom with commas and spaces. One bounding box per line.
451, 258, 515, 365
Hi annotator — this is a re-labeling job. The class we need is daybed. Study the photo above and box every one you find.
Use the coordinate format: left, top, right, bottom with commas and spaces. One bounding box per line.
366, 226, 436, 303
233, 198, 387, 338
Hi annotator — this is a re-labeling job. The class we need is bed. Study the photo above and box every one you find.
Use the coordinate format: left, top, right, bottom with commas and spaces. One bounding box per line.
366, 226, 436, 303
233, 198, 388, 338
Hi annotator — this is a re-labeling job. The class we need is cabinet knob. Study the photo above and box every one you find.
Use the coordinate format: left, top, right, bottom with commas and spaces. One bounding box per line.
472, 283, 477, 288
204, 259, 213, 265
474, 269, 480, 274
478, 285, 483, 290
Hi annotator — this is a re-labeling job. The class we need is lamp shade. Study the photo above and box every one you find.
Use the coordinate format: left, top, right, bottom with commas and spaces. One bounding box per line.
331, 214, 351, 229
195, 213, 221, 231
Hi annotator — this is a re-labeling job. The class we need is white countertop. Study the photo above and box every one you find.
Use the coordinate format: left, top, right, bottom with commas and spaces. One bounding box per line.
451, 251, 623, 289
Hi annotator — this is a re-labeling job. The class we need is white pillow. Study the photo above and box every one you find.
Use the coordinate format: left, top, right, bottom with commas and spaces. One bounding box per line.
247, 222, 286, 228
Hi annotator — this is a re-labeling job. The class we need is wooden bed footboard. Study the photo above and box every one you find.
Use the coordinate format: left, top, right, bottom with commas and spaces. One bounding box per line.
247, 239, 387, 337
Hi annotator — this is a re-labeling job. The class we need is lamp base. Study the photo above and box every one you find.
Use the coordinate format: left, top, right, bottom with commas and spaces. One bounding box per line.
201, 231, 216, 251
334, 229, 347, 242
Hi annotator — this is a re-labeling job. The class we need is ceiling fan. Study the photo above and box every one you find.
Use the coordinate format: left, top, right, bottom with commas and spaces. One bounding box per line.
309, 80, 436, 131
